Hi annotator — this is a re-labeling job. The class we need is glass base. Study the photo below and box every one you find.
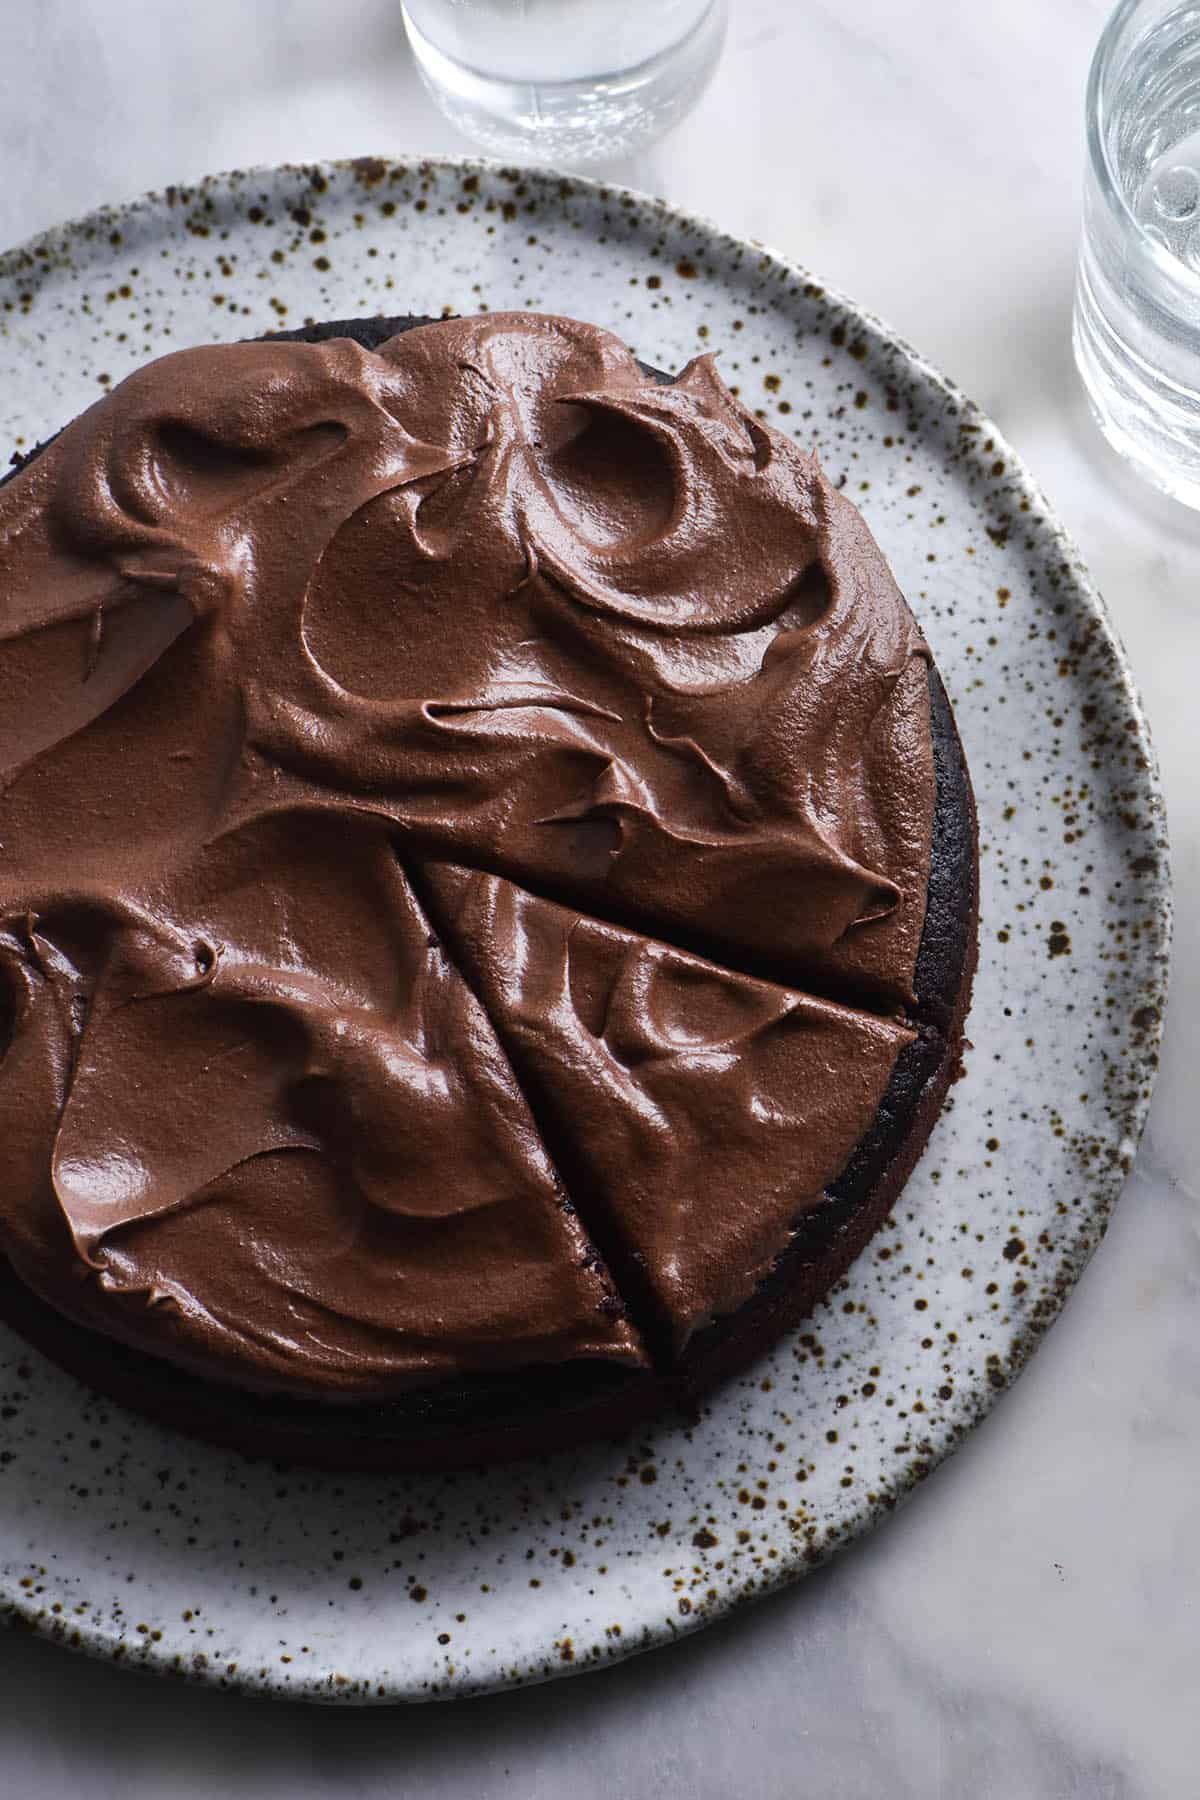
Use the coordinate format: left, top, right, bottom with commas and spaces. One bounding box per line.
402, 0, 727, 165
1073, 267, 1200, 512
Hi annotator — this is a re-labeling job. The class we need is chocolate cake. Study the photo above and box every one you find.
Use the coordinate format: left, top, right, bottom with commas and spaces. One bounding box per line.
0, 311, 978, 1469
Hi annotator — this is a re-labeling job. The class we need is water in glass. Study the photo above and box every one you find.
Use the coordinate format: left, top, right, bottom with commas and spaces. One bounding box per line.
1075, 0, 1200, 507
402, 0, 727, 163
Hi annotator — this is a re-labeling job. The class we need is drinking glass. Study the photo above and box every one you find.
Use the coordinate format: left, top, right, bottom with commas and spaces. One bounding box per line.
401, 0, 728, 164
1074, 0, 1200, 507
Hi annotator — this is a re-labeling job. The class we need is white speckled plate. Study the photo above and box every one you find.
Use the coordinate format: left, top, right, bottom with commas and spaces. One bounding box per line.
0, 157, 1170, 1703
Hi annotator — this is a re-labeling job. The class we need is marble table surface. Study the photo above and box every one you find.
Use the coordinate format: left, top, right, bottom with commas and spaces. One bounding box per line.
0, 2, 1197, 1794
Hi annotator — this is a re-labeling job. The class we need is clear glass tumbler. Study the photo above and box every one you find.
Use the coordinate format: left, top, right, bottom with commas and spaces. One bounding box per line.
1075, 0, 1200, 507
401, 0, 728, 165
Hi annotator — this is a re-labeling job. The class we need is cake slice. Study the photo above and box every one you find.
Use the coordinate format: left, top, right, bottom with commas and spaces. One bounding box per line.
0, 814, 643, 1397
416, 862, 917, 1355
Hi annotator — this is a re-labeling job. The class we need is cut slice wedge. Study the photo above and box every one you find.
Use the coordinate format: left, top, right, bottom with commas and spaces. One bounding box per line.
0, 819, 645, 1394
417, 862, 917, 1354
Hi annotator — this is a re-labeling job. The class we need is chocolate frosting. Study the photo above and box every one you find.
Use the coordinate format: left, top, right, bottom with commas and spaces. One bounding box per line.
0, 312, 934, 1395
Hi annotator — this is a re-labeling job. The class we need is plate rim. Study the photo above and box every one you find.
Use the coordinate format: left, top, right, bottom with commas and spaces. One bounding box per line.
0, 152, 1173, 1703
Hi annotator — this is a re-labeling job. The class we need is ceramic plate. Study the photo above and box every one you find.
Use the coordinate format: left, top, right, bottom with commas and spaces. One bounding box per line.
0, 157, 1170, 1703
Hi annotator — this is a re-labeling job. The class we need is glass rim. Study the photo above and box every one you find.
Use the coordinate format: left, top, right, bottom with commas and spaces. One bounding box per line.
1086, 0, 1200, 294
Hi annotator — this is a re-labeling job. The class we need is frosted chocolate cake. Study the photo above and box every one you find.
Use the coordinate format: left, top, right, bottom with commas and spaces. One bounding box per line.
0, 311, 977, 1468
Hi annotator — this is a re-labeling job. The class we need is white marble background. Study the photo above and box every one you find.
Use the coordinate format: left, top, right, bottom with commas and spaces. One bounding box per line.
0, 2, 1197, 1795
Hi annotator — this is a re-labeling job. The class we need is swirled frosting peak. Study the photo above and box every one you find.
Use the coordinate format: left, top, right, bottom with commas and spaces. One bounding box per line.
0, 312, 935, 1394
